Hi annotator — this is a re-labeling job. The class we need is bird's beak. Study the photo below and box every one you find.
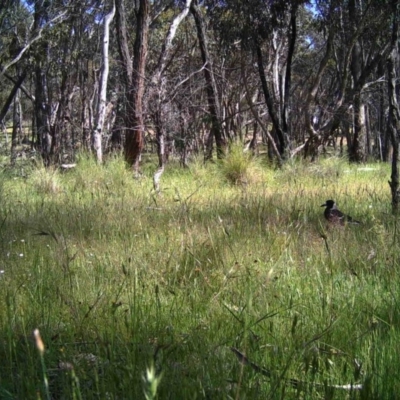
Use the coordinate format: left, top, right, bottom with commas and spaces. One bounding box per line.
321, 203, 327, 207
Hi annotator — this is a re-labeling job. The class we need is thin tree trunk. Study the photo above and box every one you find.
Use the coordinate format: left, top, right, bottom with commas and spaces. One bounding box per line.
125, 0, 149, 175
387, 0, 400, 213
349, 94, 367, 162
365, 104, 371, 157
348, 0, 365, 162
255, 42, 286, 157
115, 0, 133, 153
303, 19, 335, 159
240, 55, 282, 163
380, 83, 389, 161
34, 2, 52, 165
0, 70, 26, 125
11, 88, 21, 165
190, 0, 225, 160
281, 2, 298, 139
92, 1, 115, 163
115, 0, 133, 86
35, 64, 52, 165
152, 0, 192, 192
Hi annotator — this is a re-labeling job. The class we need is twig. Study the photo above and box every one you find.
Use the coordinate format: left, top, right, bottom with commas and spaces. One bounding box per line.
231, 347, 363, 391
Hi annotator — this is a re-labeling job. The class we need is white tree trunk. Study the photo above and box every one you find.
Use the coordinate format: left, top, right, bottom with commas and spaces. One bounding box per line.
152, 0, 193, 192
92, 1, 115, 163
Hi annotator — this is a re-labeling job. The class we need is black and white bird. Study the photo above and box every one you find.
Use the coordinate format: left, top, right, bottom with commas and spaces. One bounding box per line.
321, 200, 361, 225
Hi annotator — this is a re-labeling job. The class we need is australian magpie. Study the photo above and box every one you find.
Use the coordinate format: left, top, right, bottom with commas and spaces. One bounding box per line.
321, 200, 361, 225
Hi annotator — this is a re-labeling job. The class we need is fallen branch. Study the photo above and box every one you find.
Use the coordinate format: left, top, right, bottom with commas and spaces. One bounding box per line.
60, 163, 76, 170
231, 347, 363, 391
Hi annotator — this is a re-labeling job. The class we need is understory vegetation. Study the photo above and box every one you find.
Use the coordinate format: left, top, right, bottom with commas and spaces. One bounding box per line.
0, 153, 399, 399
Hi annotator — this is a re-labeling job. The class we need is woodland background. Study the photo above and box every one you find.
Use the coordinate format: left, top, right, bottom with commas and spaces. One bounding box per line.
2, 0, 400, 193
2, 1, 400, 399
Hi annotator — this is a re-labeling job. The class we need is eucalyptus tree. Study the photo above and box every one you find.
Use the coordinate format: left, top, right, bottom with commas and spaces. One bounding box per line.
303, 0, 392, 161
339, 0, 392, 162
0, 0, 67, 78
115, 0, 150, 175
32, 0, 52, 163
0, 1, 29, 163
190, 0, 226, 160
387, 0, 400, 212
92, 0, 116, 163
149, 0, 193, 191
116, 0, 206, 176
0, 0, 117, 164
206, 0, 309, 160
0, 0, 33, 136
0, 0, 81, 163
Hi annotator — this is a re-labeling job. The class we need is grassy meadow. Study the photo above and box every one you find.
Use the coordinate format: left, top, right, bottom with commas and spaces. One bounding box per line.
0, 151, 399, 399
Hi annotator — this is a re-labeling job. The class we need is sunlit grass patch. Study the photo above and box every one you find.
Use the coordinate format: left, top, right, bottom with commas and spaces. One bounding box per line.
0, 154, 398, 398
29, 165, 61, 195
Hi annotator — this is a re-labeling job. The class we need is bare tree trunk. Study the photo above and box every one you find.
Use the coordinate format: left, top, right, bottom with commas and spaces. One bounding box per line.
79, 60, 92, 151
387, 0, 400, 213
34, 1, 52, 166
349, 94, 367, 162
303, 18, 335, 160
125, 0, 149, 175
281, 2, 298, 141
115, 0, 133, 157
35, 63, 52, 165
115, 0, 133, 87
380, 76, 389, 161
51, 68, 72, 163
0, 70, 26, 125
11, 87, 21, 165
255, 42, 286, 157
190, 0, 225, 160
151, 0, 192, 192
92, 1, 115, 163
348, 0, 365, 162
240, 55, 282, 163
365, 104, 372, 157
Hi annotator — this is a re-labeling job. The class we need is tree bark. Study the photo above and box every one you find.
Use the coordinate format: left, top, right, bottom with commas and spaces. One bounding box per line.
240, 54, 282, 163
387, 0, 400, 213
255, 42, 286, 157
92, 0, 115, 163
151, 0, 193, 192
349, 94, 367, 162
281, 2, 298, 140
303, 15, 335, 160
190, 0, 225, 160
11, 83, 22, 165
115, 0, 133, 156
115, 0, 133, 87
0, 70, 26, 125
34, 1, 52, 165
125, 0, 149, 175
348, 0, 365, 162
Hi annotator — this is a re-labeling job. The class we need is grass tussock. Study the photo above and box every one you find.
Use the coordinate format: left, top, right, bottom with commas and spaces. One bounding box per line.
219, 141, 263, 186
29, 165, 61, 194
0, 154, 398, 399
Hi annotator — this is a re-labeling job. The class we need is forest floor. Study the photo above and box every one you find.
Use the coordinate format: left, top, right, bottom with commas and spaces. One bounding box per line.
0, 152, 399, 399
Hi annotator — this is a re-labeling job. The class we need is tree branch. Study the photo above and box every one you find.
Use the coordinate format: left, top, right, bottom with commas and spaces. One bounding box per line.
0, 10, 68, 78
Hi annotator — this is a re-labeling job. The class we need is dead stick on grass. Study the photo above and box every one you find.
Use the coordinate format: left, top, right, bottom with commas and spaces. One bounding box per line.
230, 347, 363, 391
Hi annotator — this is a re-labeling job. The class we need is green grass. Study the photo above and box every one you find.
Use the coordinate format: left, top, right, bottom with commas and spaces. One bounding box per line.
0, 154, 399, 399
